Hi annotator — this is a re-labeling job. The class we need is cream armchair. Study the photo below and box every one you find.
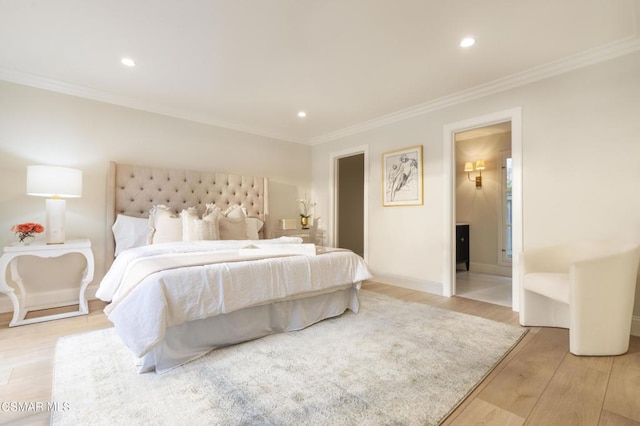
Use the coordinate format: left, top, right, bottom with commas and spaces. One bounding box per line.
519, 241, 640, 356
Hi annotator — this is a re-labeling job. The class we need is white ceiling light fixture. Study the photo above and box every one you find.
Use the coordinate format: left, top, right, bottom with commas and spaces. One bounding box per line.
121, 57, 136, 67
460, 37, 475, 48
297, 111, 307, 118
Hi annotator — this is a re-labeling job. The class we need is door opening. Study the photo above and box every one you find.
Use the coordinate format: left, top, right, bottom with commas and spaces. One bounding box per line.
443, 107, 523, 311
329, 145, 369, 262
337, 154, 365, 256
454, 124, 513, 307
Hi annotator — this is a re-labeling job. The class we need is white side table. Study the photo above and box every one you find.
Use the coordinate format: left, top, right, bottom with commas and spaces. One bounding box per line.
0, 239, 94, 327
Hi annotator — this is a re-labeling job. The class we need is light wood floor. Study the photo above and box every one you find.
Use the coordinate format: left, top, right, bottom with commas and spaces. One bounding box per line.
1, 282, 639, 425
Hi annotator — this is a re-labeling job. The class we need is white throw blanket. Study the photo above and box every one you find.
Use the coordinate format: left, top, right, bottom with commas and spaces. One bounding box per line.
97, 239, 371, 357
97, 237, 306, 302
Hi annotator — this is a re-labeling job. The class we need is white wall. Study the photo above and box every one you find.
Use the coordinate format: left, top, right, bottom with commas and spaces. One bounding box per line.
0, 81, 311, 308
312, 51, 640, 319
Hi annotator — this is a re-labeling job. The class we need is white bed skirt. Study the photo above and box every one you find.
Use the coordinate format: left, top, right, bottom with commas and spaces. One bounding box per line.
139, 287, 360, 373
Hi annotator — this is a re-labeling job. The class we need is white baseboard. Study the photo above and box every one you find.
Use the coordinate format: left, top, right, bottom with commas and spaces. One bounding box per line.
468, 262, 512, 277
370, 272, 443, 296
0, 285, 99, 314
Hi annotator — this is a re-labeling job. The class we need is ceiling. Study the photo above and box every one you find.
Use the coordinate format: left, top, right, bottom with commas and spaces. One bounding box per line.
0, 1, 638, 144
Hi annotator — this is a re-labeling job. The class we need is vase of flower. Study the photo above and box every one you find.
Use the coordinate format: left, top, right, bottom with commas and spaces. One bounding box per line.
11, 222, 44, 245
16, 237, 34, 246
297, 198, 315, 230
300, 216, 309, 229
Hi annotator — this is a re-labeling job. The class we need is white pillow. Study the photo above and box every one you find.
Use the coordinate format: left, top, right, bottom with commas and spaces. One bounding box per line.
148, 205, 182, 244
181, 208, 218, 241
246, 217, 264, 240
112, 214, 150, 256
224, 204, 247, 219
204, 203, 222, 219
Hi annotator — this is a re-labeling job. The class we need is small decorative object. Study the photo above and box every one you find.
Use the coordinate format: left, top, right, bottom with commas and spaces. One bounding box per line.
297, 198, 316, 229
300, 216, 309, 229
11, 222, 45, 244
383, 145, 424, 206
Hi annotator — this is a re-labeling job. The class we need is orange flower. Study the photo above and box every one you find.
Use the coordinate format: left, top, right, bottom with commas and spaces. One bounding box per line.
11, 222, 45, 242
17, 223, 33, 233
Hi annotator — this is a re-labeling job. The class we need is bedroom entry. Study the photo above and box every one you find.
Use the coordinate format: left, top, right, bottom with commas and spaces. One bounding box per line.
337, 154, 364, 256
454, 122, 512, 307
443, 107, 522, 311
330, 146, 369, 261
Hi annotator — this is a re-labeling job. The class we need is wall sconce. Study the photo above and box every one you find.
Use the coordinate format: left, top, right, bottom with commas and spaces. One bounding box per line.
27, 165, 83, 244
464, 160, 485, 188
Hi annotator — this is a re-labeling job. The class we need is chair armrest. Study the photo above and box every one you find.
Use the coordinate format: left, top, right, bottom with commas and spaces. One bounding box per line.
571, 247, 640, 330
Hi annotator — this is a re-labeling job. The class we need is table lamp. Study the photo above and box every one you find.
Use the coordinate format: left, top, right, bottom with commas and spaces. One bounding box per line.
26, 165, 82, 244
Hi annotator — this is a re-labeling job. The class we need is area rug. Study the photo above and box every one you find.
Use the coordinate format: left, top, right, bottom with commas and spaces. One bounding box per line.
52, 290, 526, 425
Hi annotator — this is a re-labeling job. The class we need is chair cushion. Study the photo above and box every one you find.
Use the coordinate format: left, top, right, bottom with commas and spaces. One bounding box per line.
523, 273, 570, 304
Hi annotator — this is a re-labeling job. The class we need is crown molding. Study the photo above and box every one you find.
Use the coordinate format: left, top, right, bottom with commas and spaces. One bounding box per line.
1, 35, 639, 147
0, 67, 299, 144
307, 35, 640, 145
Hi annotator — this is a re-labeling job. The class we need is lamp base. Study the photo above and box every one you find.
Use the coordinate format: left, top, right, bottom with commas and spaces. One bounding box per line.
46, 198, 66, 244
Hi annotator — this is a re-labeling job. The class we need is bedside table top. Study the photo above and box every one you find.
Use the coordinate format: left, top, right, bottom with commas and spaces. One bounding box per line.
4, 238, 91, 253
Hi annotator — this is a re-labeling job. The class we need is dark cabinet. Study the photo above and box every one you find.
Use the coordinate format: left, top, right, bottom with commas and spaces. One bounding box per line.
456, 224, 469, 271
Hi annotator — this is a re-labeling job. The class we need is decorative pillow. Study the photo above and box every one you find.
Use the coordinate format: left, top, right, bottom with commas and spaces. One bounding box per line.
204, 203, 222, 219
148, 205, 182, 244
223, 204, 247, 219
196, 203, 263, 240
218, 217, 249, 240
181, 208, 218, 241
112, 214, 150, 256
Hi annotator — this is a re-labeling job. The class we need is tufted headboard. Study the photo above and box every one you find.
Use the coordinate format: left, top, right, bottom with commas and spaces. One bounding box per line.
105, 162, 269, 264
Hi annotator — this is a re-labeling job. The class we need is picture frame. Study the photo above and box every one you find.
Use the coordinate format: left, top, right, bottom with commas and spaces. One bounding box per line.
382, 145, 423, 206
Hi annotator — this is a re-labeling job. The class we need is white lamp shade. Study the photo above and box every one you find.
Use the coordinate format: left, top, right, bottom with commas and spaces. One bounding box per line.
475, 160, 486, 171
464, 162, 474, 172
27, 165, 82, 198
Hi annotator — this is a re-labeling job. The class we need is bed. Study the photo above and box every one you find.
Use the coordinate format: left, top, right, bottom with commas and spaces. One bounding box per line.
97, 162, 371, 373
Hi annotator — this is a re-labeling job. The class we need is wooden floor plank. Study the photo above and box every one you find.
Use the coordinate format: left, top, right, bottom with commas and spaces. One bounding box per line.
476, 327, 569, 419
603, 337, 640, 422
442, 330, 537, 425
525, 352, 613, 426
449, 397, 525, 425
599, 410, 640, 426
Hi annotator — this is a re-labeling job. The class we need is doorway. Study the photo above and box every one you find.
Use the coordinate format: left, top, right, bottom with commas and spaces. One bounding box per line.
337, 154, 365, 256
454, 122, 512, 307
443, 107, 523, 311
329, 145, 369, 261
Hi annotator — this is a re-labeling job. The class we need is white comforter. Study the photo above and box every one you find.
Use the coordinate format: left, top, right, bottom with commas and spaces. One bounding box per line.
97, 238, 371, 357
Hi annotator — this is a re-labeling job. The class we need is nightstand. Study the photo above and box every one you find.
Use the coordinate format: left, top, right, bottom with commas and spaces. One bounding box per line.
273, 228, 325, 245
0, 239, 94, 327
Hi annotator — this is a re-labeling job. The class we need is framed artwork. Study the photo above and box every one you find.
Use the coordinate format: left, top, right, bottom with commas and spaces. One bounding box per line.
382, 145, 423, 206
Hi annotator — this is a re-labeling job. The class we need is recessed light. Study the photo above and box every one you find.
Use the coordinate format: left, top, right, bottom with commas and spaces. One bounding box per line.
460, 37, 475, 48
297, 111, 307, 118
121, 57, 136, 67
